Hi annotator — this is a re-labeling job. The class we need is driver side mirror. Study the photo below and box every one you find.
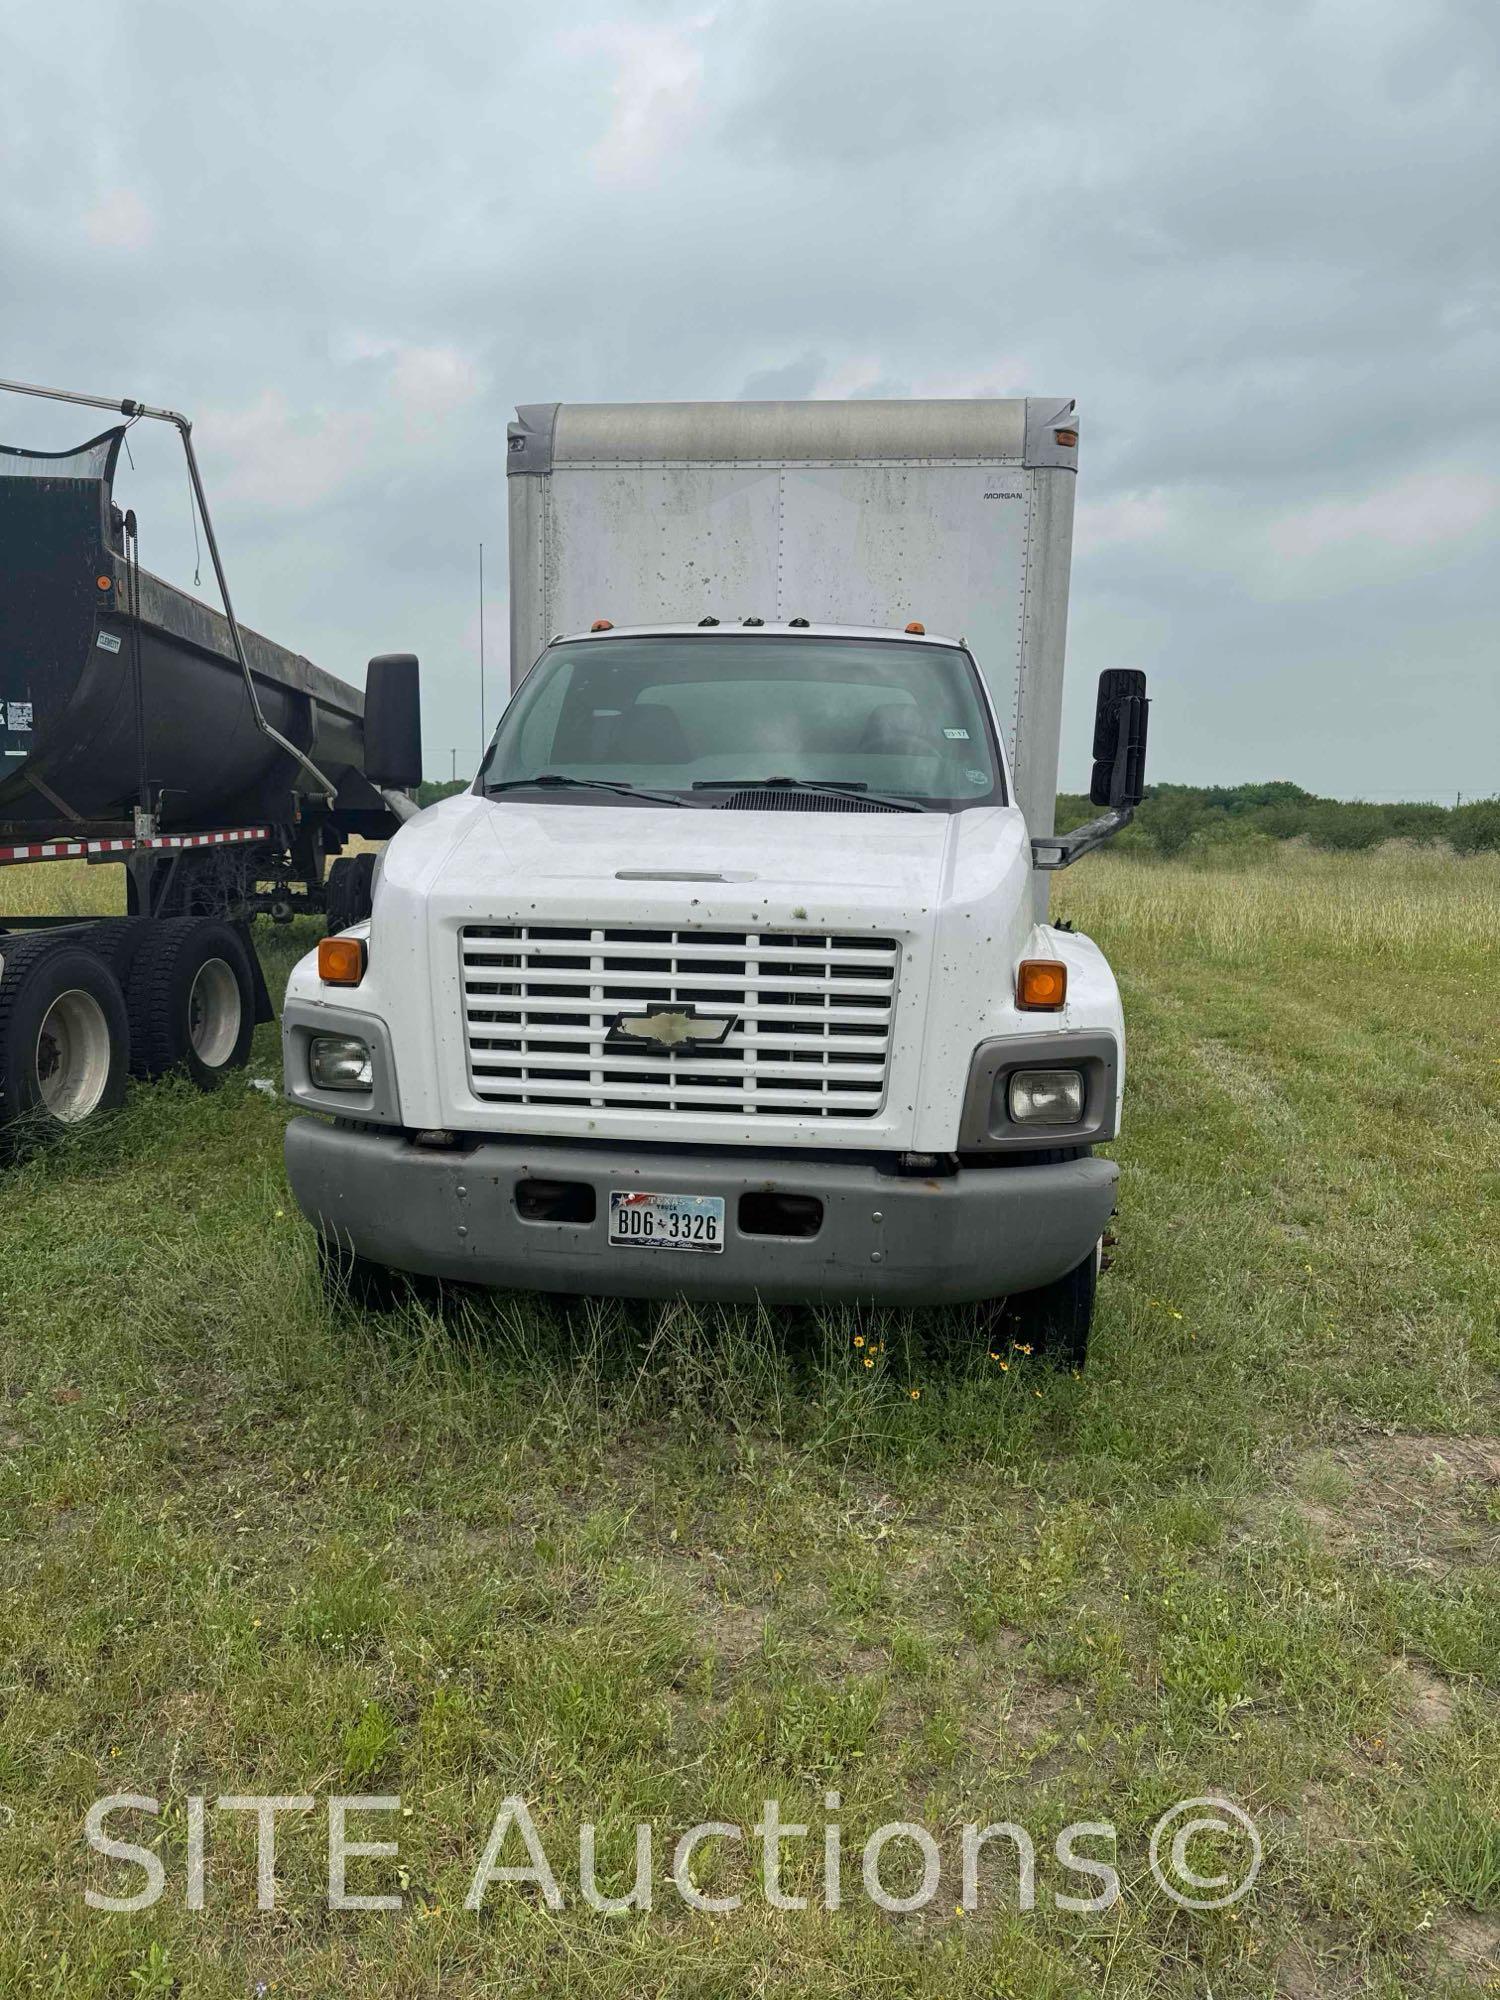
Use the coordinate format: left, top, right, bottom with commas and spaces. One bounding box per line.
365, 652, 424, 789
1089, 669, 1150, 809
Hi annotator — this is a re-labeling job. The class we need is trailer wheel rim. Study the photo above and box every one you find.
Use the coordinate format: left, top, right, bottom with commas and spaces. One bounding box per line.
188, 958, 242, 1069
35, 989, 114, 1123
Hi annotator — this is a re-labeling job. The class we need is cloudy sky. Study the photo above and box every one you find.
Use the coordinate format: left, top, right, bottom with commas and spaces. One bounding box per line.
3, 0, 1495, 798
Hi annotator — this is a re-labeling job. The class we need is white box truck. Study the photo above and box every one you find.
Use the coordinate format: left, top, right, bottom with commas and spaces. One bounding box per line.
282, 399, 1149, 1362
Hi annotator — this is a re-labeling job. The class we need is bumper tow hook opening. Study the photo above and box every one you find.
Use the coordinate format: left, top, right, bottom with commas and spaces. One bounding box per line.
738, 1191, 824, 1240
516, 1178, 597, 1224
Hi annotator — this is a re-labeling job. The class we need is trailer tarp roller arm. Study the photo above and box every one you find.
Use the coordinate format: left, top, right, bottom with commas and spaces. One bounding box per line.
0, 376, 338, 804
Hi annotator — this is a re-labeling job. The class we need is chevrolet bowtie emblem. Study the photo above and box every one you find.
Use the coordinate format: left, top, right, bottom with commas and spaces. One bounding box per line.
607, 1007, 738, 1053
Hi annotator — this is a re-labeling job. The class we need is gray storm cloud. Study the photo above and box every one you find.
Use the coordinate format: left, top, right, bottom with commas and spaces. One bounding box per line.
2, 0, 1495, 796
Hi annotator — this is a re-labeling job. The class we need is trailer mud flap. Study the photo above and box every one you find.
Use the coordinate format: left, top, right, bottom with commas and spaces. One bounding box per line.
241, 921, 275, 1026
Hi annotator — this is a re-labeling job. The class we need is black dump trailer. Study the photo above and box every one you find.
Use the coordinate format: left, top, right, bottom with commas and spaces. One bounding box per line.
0, 378, 423, 1140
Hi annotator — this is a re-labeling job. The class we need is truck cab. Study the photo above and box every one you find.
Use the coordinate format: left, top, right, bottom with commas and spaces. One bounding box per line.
282, 399, 1148, 1361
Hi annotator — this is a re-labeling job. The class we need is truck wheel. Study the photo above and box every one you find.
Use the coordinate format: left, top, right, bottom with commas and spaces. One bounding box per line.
317, 1235, 405, 1312
986, 1243, 1099, 1371
0, 941, 130, 1137
126, 918, 257, 1088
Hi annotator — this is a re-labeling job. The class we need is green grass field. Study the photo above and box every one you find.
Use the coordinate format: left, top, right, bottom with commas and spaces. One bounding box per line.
1, 847, 1496, 1997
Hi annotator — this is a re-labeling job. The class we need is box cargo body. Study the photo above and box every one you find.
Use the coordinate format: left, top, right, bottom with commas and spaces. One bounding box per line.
505, 398, 1079, 868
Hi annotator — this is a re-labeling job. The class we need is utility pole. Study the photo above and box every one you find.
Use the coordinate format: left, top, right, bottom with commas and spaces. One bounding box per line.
450, 747, 457, 783
478, 542, 486, 753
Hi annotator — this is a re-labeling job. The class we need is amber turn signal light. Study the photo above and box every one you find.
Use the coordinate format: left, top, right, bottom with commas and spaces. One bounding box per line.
1054, 427, 1078, 447
318, 936, 367, 986
1017, 958, 1067, 1010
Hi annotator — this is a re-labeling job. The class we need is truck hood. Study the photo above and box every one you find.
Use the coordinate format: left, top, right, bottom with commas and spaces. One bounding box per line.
309, 790, 1109, 1157
387, 792, 1026, 910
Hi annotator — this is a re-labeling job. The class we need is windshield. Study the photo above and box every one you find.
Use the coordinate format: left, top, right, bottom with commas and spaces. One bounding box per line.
479, 634, 1005, 809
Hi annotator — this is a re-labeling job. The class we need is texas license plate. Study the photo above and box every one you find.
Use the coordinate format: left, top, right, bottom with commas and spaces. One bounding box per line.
609, 1190, 725, 1253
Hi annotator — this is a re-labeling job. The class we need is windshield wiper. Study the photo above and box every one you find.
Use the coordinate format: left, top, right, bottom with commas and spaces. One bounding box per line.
486, 773, 689, 807
692, 776, 923, 813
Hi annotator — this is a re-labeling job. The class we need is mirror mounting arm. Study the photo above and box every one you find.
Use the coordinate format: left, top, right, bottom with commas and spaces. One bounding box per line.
1031, 805, 1135, 872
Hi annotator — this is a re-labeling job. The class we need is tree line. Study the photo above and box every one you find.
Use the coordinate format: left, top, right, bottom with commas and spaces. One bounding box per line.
1057, 782, 1500, 856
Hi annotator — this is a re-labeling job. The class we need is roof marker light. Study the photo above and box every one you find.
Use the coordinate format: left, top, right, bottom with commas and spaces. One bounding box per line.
788, 617, 810, 628
905, 621, 926, 635
743, 616, 764, 627
698, 616, 720, 627
590, 619, 614, 632
1054, 428, 1078, 447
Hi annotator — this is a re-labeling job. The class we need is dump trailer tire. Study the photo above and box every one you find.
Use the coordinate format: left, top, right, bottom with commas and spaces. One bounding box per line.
324, 857, 354, 932
125, 918, 257, 1088
326, 851, 377, 932
71, 917, 152, 981
0, 940, 130, 1139
347, 851, 377, 924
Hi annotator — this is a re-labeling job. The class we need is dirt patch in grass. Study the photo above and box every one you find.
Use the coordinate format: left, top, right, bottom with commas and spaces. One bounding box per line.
1290, 1433, 1499, 1571
706, 1599, 769, 1667
989, 1674, 1073, 1752
1395, 1658, 1457, 1732
1427, 1910, 1500, 1984
1273, 1934, 1355, 2000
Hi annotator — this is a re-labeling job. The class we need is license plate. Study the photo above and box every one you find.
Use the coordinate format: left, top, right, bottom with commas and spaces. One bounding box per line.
609, 1190, 725, 1253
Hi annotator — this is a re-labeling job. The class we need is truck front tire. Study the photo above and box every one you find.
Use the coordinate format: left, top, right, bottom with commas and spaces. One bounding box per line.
983, 1243, 1099, 1370
317, 1235, 418, 1312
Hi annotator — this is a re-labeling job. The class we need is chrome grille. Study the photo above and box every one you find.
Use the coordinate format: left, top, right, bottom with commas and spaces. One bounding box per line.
460, 925, 899, 1117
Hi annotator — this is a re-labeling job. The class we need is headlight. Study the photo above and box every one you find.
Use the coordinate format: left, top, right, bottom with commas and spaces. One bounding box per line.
1007, 1067, 1084, 1124
958, 1034, 1118, 1150
309, 1034, 373, 1091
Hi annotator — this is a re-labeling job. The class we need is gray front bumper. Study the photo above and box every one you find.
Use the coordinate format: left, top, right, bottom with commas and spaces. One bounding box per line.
285, 1120, 1118, 1306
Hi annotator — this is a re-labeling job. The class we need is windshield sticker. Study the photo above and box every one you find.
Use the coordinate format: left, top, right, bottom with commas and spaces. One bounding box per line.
943, 727, 970, 740
6, 702, 32, 732
965, 767, 989, 786
96, 631, 122, 654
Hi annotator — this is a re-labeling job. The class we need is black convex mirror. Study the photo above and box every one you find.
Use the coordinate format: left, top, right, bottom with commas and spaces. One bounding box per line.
1089, 669, 1150, 809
